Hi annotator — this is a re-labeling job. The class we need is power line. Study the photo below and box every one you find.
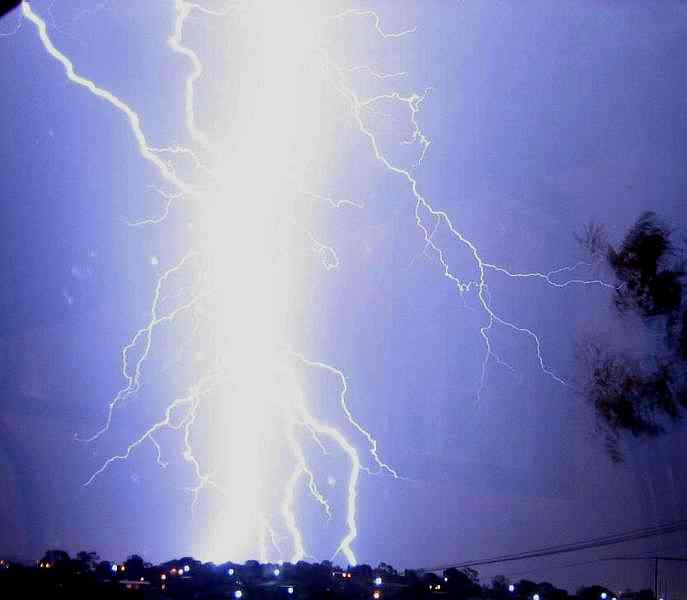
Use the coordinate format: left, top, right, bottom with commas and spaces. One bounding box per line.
420, 520, 687, 572
500, 554, 687, 580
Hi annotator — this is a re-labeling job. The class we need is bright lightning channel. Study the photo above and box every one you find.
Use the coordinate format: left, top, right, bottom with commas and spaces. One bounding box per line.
20, 0, 613, 566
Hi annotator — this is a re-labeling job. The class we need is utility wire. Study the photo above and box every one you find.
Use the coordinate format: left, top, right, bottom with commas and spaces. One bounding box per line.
500, 553, 687, 579
421, 520, 687, 572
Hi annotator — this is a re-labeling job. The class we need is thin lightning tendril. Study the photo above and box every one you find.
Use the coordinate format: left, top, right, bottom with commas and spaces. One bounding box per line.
126, 187, 181, 227
321, 26, 611, 389
76, 252, 203, 444
21, 2, 192, 195
344, 65, 407, 80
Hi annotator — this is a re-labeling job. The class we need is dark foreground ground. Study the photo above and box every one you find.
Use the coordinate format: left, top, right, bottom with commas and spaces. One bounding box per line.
0, 553, 659, 600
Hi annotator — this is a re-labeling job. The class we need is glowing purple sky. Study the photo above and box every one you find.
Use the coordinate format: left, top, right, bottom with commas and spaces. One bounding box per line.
0, 0, 686, 593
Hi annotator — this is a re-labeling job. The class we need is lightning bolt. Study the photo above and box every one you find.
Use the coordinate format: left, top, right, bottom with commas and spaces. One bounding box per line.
20, 1, 614, 566
21, 1, 192, 195
318, 16, 614, 393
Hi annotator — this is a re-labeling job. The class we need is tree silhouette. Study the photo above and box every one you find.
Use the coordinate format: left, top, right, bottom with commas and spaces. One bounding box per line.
442, 568, 482, 599
679, 308, 687, 360
490, 576, 513, 600
94, 560, 113, 578
577, 585, 612, 600
124, 554, 144, 578
608, 212, 684, 318
508, 579, 538, 600
377, 561, 398, 576
40, 549, 70, 566
575, 222, 609, 261
578, 212, 687, 461
537, 581, 569, 600
76, 551, 99, 572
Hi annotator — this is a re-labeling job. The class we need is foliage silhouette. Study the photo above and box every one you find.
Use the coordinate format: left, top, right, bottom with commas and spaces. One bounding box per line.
578, 212, 687, 461
608, 212, 684, 318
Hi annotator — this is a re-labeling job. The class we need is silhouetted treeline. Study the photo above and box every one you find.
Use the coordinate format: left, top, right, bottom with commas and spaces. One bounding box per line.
0, 549, 657, 600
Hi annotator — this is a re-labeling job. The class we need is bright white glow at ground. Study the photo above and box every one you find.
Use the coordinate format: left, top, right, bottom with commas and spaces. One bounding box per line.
192, 3, 333, 561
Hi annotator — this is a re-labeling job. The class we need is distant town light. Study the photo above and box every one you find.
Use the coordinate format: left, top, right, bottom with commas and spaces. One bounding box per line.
533, 594, 540, 600
509, 585, 516, 593
235, 591, 244, 599
161, 574, 167, 581
111, 564, 118, 573
184, 565, 190, 573
229, 568, 235, 576
373, 592, 381, 600
601, 593, 608, 599
288, 587, 294, 595
375, 577, 383, 586
437, 584, 442, 590
274, 568, 281, 576
444, 577, 449, 583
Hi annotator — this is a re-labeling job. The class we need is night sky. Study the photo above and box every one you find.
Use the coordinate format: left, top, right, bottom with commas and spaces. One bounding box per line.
1, 0, 686, 595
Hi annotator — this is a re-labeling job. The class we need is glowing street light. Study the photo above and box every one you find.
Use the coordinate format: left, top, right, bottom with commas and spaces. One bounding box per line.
533, 594, 540, 600
235, 591, 244, 599
509, 585, 516, 593
601, 593, 608, 599
274, 568, 281, 576
229, 568, 235, 576
373, 592, 381, 600
374, 577, 383, 586
184, 565, 190, 573
111, 564, 118, 573
161, 574, 167, 581
287, 587, 294, 595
